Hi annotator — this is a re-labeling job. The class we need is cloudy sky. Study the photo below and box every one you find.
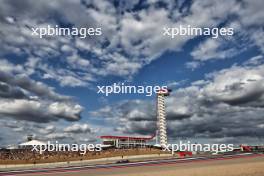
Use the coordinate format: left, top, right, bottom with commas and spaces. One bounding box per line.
0, 0, 263, 146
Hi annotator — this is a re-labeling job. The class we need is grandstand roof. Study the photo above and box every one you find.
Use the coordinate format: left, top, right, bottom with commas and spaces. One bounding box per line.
100, 135, 154, 141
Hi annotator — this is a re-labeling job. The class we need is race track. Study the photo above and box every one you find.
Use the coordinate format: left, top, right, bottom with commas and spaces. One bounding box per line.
1, 153, 264, 176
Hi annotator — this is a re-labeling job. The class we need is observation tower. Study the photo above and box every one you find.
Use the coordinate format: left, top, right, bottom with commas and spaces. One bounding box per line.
156, 88, 171, 147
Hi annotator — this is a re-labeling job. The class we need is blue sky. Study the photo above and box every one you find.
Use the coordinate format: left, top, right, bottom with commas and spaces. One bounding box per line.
0, 0, 263, 146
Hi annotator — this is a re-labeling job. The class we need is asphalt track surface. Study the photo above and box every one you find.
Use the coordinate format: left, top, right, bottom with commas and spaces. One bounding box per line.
0, 153, 263, 176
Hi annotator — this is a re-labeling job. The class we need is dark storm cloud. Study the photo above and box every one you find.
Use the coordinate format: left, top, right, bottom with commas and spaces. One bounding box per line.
0, 99, 83, 123
221, 91, 263, 106
123, 103, 156, 122
0, 67, 83, 123
0, 71, 70, 101
204, 65, 264, 108
165, 107, 264, 140
0, 82, 27, 99
166, 112, 192, 120
212, 81, 264, 106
